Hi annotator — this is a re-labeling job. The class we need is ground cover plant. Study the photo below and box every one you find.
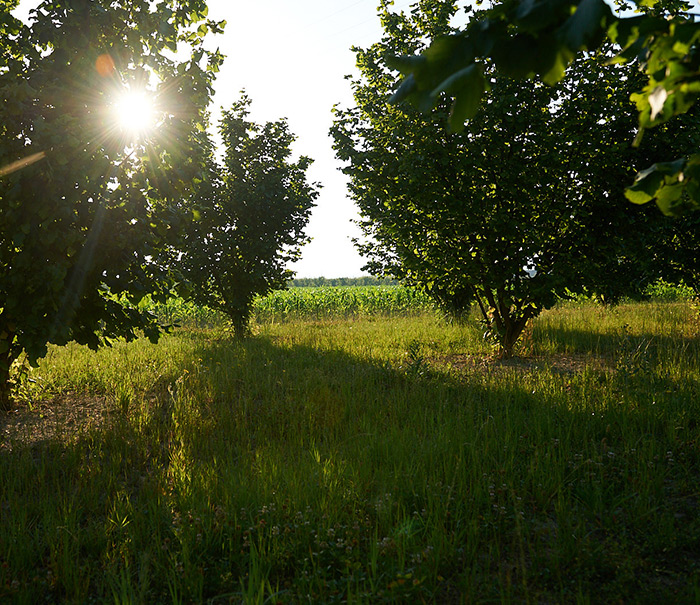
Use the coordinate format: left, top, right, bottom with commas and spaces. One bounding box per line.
251, 285, 435, 323
1, 297, 699, 602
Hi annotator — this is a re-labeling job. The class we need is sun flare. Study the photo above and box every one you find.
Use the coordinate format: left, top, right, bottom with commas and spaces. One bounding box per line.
113, 90, 157, 139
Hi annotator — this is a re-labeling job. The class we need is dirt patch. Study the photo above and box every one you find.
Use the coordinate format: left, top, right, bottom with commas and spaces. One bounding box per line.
433, 352, 614, 376
0, 393, 112, 453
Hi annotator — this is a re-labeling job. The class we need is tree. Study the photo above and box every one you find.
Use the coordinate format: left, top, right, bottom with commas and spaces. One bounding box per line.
388, 0, 700, 216
0, 0, 224, 406
175, 95, 320, 337
332, 1, 700, 356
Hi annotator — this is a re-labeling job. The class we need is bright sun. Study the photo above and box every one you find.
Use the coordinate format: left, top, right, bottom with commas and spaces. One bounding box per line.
113, 90, 156, 139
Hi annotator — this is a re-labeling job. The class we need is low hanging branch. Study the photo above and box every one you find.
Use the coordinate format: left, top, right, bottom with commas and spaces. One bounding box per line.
388, 0, 700, 216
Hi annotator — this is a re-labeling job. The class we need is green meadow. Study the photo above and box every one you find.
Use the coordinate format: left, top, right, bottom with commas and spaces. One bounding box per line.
1, 296, 699, 603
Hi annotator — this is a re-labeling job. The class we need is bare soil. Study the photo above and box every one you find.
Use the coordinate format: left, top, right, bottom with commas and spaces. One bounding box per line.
432, 352, 614, 376
0, 393, 111, 453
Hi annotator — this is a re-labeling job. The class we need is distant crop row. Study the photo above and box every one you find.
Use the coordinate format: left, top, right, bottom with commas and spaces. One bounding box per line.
147, 280, 695, 329
147, 286, 436, 328
252, 285, 435, 322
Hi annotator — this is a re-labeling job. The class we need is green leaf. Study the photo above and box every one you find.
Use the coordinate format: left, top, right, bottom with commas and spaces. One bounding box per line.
385, 53, 427, 76
431, 63, 479, 98
625, 185, 655, 206
670, 22, 700, 55
607, 16, 646, 48
625, 158, 687, 208
542, 45, 575, 85
559, 0, 612, 51
408, 89, 438, 114
654, 182, 686, 216
439, 65, 485, 130
515, 0, 574, 32
389, 73, 417, 105
423, 34, 475, 69
492, 34, 541, 79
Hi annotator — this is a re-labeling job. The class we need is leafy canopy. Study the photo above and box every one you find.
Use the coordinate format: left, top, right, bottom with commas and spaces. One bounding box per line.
388, 0, 700, 216
333, 0, 700, 356
175, 94, 320, 336
0, 0, 224, 404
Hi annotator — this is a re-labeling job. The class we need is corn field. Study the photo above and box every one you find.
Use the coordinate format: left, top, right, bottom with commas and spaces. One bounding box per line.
144, 297, 226, 329
146, 286, 436, 328
145, 280, 695, 330
252, 285, 435, 322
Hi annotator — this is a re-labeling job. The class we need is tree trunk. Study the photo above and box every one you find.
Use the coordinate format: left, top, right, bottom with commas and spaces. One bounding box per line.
0, 377, 11, 412
0, 344, 16, 411
498, 317, 528, 359
229, 304, 252, 339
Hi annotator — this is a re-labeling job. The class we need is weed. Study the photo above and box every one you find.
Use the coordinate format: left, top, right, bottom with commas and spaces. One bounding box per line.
404, 338, 428, 379
615, 323, 654, 379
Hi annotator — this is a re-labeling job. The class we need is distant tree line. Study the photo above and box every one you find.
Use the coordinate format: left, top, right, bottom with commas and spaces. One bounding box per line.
288, 276, 400, 288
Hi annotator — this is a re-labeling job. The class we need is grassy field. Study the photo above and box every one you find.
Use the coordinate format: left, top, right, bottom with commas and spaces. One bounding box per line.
1, 299, 699, 602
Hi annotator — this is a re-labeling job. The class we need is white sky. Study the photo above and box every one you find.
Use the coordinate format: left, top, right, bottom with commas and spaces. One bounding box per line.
202, 0, 404, 278
12, 0, 423, 278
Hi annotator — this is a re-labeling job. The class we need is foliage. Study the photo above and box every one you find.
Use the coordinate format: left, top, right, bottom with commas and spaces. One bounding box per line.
643, 279, 696, 301
331, 0, 699, 356
643, 209, 700, 293
175, 95, 319, 336
388, 0, 700, 215
0, 0, 224, 405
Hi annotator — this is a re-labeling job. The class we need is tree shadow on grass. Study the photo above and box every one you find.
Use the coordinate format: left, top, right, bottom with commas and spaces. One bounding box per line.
533, 324, 699, 358
1, 330, 699, 603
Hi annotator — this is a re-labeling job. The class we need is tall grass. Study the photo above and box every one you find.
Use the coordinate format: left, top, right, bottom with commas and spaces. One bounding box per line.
1, 301, 698, 602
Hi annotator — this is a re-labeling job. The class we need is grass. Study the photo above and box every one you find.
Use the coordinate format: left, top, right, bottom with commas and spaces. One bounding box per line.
1, 300, 699, 602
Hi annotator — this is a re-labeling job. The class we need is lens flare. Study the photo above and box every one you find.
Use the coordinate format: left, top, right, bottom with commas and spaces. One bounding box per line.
95, 54, 115, 77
